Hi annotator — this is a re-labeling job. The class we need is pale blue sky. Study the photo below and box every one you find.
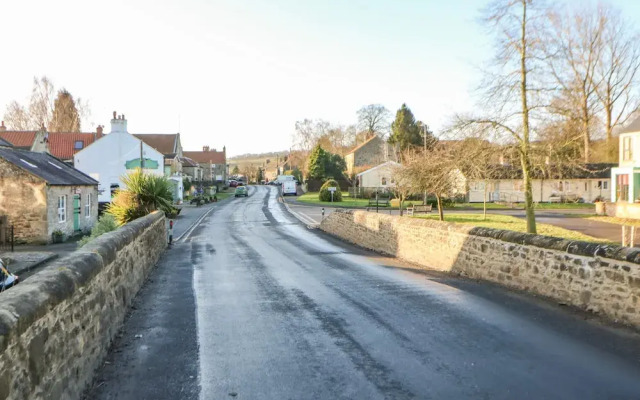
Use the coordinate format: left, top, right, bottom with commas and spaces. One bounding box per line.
1, 0, 638, 156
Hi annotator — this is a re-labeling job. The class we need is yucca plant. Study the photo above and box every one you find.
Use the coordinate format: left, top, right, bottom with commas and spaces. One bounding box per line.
107, 169, 174, 225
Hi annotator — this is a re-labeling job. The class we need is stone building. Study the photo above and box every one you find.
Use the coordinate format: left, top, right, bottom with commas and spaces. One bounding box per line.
133, 133, 183, 176
0, 146, 98, 243
345, 135, 396, 177
183, 146, 228, 183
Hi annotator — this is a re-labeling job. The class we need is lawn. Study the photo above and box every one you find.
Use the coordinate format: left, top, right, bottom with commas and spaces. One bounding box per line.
579, 215, 640, 227
297, 192, 423, 209
452, 202, 595, 210
414, 213, 606, 243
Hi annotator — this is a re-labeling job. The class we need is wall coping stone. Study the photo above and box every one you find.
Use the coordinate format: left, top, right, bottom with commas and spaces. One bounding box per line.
0, 211, 164, 353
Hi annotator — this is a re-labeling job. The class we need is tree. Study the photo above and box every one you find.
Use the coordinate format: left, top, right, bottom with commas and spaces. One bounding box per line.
307, 144, 327, 180
357, 104, 391, 138
232, 165, 240, 175
3, 76, 90, 131
388, 104, 422, 156
107, 169, 173, 225
49, 89, 81, 132
459, 0, 547, 234
594, 6, 640, 161
545, 4, 606, 163
257, 167, 264, 182
325, 153, 346, 179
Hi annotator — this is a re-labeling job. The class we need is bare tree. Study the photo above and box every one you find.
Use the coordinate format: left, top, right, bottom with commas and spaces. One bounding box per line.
594, 6, 640, 160
357, 104, 391, 138
545, 4, 607, 163
3, 101, 30, 130
27, 76, 55, 129
49, 89, 82, 132
459, 0, 548, 234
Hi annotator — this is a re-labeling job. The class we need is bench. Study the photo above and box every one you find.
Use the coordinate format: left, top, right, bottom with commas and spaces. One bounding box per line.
368, 197, 390, 207
406, 204, 432, 216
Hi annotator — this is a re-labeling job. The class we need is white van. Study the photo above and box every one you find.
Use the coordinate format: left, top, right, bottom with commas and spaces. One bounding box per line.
282, 180, 297, 196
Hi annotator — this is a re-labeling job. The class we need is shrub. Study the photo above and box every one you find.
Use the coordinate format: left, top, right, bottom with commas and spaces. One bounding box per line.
78, 214, 118, 246
107, 169, 174, 225
319, 179, 342, 202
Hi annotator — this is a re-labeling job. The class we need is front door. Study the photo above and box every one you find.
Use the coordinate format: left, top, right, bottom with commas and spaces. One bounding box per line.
73, 195, 81, 231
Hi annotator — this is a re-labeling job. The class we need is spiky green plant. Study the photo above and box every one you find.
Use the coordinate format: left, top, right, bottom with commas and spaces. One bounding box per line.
107, 169, 173, 225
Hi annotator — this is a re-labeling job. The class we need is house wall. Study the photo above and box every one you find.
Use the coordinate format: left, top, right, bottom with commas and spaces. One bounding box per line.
345, 153, 355, 176
468, 178, 611, 203
73, 130, 164, 203
321, 209, 640, 328
359, 163, 397, 188
618, 132, 640, 167
183, 166, 203, 181
45, 185, 98, 240
213, 163, 226, 182
0, 159, 48, 243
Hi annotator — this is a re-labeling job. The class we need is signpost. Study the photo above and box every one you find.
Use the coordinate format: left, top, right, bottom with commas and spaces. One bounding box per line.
328, 187, 337, 203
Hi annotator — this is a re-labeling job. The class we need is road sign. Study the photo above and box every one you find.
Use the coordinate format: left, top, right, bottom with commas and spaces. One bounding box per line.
328, 187, 337, 192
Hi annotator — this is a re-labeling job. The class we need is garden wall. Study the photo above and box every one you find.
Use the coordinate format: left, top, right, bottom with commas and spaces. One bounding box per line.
321, 209, 640, 327
0, 211, 166, 400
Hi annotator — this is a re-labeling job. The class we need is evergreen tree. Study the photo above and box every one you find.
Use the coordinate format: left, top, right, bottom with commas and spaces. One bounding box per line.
388, 103, 422, 151
49, 89, 81, 132
307, 144, 327, 179
325, 153, 346, 179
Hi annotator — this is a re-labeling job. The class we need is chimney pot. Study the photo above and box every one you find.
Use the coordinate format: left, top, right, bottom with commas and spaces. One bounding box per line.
113, 111, 117, 119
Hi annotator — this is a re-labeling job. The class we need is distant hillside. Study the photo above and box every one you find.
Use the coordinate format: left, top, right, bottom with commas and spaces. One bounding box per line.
229, 151, 288, 161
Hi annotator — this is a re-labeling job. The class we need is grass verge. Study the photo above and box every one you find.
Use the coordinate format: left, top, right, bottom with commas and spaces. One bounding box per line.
414, 213, 608, 243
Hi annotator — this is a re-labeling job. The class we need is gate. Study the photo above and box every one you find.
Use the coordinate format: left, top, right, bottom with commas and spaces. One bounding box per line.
0, 223, 14, 252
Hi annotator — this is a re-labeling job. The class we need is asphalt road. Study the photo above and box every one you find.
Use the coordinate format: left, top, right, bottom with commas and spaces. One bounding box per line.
87, 185, 640, 399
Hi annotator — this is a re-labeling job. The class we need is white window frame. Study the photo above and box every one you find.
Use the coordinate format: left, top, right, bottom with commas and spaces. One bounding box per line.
58, 195, 67, 223
85, 193, 91, 218
604, 181, 609, 190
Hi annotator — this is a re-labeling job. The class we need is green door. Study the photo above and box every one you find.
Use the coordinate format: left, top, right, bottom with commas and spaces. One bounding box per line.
73, 195, 80, 231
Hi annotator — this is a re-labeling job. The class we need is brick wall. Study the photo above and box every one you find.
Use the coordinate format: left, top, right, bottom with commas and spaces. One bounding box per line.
321, 209, 640, 327
0, 159, 48, 243
0, 211, 167, 400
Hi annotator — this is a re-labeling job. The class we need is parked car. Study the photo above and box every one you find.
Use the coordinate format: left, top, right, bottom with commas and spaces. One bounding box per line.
235, 186, 248, 197
229, 180, 238, 188
0, 258, 19, 292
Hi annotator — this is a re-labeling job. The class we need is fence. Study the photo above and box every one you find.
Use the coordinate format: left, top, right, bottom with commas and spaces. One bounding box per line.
348, 186, 394, 199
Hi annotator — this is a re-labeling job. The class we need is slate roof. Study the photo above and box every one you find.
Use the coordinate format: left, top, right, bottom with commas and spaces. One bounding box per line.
133, 134, 178, 155
0, 131, 36, 148
0, 137, 13, 147
620, 116, 640, 134
0, 147, 98, 186
183, 150, 226, 164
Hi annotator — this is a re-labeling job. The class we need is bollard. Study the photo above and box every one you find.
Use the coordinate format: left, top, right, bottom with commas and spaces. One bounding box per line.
169, 219, 174, 245
322, 207, 325, 220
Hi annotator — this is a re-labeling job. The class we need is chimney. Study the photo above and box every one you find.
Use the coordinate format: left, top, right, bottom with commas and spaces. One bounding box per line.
96, 125, 104, 139
223, 145, 226, 154
203, 146, 210, 152
0, 121, 5, 132
110, 111, 128, 133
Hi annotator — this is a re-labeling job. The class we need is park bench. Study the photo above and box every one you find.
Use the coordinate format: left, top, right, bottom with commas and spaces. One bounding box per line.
406, 204, 432, 216
367, 197, 390, 208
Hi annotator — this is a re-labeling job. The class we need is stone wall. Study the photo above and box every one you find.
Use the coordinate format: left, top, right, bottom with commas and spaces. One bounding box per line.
0, 159, 48, 243
321, 209, 640, 327
45, 185, 99, 240
0, 211, 167, 400
601, 201, 640, 220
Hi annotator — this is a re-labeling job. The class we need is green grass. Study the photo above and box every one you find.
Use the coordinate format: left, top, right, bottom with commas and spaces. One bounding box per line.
297, 192, 423, 209
451, 202, 595, 210
216, 192, 233, 201
414, 213, 606, 243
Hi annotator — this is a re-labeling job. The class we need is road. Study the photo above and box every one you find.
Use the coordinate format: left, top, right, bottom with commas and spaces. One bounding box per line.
86, 185, 640, 399
284, 200, 623, 242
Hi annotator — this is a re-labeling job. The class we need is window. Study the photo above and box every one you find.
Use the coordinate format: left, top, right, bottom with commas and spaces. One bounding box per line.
585, 182, 588, 191
604, 181, 608, 190
74, 140, 84, 150
623, 136, 633, 161
381, 177, 387, 186
58, 195, 66, 223
85, 193, 91, 218
558, 181, 563, 191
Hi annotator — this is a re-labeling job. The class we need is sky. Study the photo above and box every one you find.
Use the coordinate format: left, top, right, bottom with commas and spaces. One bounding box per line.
2, 0, 640, 157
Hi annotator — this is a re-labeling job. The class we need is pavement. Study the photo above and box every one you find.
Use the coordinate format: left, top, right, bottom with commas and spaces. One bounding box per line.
283, 199, 624, 242
85, 185, 640, 399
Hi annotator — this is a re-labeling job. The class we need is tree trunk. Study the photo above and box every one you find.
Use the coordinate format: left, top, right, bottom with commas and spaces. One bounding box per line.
483, 181, 487, 221
400, 197, 404, 217
520, 0, 537, 234
605, 103, 614, 162
583, 101, 591, 163
436, 194, 444, 221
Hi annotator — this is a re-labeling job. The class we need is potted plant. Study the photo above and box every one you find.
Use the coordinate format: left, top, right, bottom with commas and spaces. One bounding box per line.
52, 229, 64, 243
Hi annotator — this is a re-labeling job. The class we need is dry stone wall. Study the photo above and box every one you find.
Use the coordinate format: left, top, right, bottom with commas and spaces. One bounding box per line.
0, 211, 166, 400
321, 209, 640, 327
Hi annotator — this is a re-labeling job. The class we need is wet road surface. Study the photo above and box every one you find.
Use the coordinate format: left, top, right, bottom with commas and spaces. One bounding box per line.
88, 185, 640, 399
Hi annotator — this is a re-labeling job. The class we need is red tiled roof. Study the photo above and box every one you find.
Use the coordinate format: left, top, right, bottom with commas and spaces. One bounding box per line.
47, 132, 98, 160
133, 134, 177, 155
0, 131, 36, 148
183, 150, 226, 164
179, 157, 200, 167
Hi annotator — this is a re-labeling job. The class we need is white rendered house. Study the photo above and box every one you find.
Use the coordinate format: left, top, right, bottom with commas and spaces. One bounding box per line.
74, 112, 165, 203
611, 117, 640, 202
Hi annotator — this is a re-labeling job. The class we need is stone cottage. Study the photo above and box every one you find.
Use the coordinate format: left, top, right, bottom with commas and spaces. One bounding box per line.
345, 135, 396, 177
183, 146, 228, 183
0, 147, 98, 243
